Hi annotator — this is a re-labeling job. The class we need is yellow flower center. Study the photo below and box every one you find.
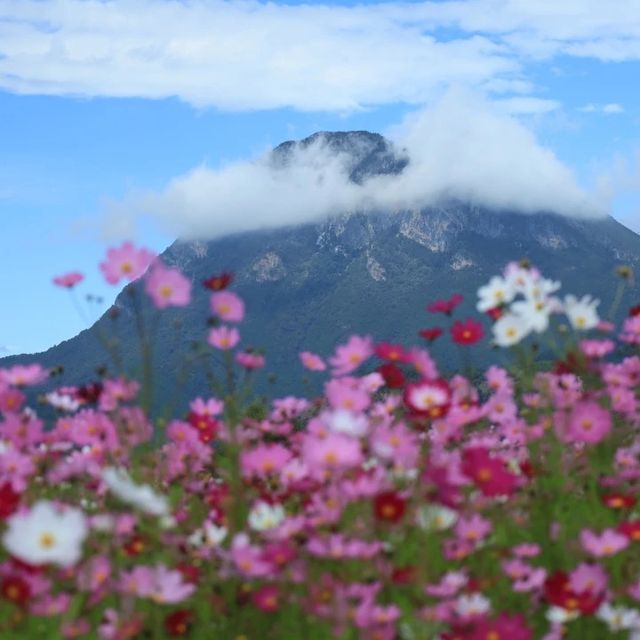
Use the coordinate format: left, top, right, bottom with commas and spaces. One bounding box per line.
39, 532, 56, 549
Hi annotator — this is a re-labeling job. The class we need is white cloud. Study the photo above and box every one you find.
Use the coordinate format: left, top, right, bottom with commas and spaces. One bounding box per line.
1, 0, 639, 110
107, 91, 605, 241
579, 103, 624, 114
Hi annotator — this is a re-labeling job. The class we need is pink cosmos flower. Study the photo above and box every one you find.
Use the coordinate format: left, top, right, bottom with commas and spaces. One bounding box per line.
569, 562, 608, 594
455, 513, 493, 543
620, 315, 640, 344
190, 397, 224, 416
329, 335, 373, 376
580, 339, 615, 358
235, 351, 265, 369
145, 261, 191, 309
580, 528, 629, 557
325, 377, 371, 412
299, 351, 326, 371
210, 291, 245, 322
566, 401, 612, 444
241, 444, 292, 478
53, 272, 84, 289
303, 433, 363, 474
208, 326, 240, 350
0, 364, 48, 387
230, 534, 272, 578
100, 242, 155, 285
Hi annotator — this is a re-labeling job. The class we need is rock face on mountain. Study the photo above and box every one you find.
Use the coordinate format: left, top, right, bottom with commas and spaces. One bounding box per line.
3, 131, 640, 409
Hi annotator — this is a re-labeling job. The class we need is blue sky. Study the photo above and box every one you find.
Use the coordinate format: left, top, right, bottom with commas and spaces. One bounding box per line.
1, 0, 640, 354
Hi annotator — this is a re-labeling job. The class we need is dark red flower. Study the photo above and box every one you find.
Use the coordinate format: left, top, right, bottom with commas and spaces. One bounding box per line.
450, 318, 485, 345
629, 304, 640, 317
203, 272, 233, 291
373, 491, 407, 523
176, 563, 201, 585
123, 535, 147, 557
602, 494, 636, 510
1, 575, 30, 606
461, 447, 518, 497
164, 610, 193, 637
75, 382, 103, 405
0, 483, 20, 520
486, 307, 504, 321
419, 327, 444, 342
252, 584, 279, 613
187, 412, 220, 444
377, 363, 405, 389
618, 520, 640, 542
427, 293, 463, 315
543, 571, 604, 614
391, 565, 417, 585
374, 342, 411, 363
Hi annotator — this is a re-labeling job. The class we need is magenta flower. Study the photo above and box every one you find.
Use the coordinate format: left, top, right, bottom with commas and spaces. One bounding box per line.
580, 528, 629, 557
566, 401, 612, 444
145, 261, 191, 309
235, 351, 265, 369
100, 242, 155, 285
210, 291, 245, 323
208, 325, 240, 350
569, 562, 608, 594
52, 271, 84, 289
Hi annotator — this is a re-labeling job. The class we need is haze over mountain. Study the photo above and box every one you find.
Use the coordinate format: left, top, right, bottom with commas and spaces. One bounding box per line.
2, 130, 639, 409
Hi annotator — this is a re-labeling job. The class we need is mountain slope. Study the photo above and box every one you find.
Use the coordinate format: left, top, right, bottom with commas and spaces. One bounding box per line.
3, 131, 639, 409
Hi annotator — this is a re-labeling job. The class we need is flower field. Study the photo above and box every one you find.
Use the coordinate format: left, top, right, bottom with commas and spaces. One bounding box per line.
1, 244, 640, 639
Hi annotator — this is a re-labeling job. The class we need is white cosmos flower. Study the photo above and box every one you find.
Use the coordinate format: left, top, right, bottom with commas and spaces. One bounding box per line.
492, 313, 532, 347
248, 502, 285, 532
455, 592, 491, 618
325, 409, 368, 437
102, 467, 169, 517
189, 521, 227, 547
564, 294, 600, 331
46, 391, 80, 412
596, 603, 640, 631
3, 500, 88, 567
511, 297, 555, 333
416, 504, 458, 531
546, 606, 580, 624
477, 276, 516, 312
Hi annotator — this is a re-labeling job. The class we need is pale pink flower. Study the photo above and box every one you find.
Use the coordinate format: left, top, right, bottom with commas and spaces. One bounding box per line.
303, 433, 363, 474
0, 364, 47, 387
455, 513, 492, 543
208, 326, 240, 350
189, 397, 224, 416
299, 351, 326, 371
100, 242, 154, 285
145, 261, 191, 308
621, 315, 640, 344
580, 528, 629, 557
241, 444, 292, 478
329, 335, 373, 376
210, 291, 245, 322
580, 339, 615, 358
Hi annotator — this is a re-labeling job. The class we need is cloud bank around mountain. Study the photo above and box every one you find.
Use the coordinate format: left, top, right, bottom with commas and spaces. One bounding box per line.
107, 92, 606, 241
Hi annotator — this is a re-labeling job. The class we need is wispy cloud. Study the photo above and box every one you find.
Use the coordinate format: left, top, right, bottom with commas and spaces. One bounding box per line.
107, 90, 604, 241
579, 103, 625, 114
1, 0, 639, 110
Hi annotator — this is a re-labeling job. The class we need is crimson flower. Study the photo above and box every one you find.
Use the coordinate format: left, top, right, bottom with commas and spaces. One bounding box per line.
374, 342, 411, 363
618, 520, 640, 542
629, 304, 640, 317
373, 491, 407, 524
461, 447, 519, 497
450, 318, 485, 345
164, 610, 193, 637
468, 613, 532, 640
0, 575, 30, 606
602, 494, 636, 509
377, 363, 405, 389
0, 483, 20, 520
485, 307, 504, 321
187, 412, 220, 444
203, 272, 234, 291
252, 584, 280, 613
427, 293, 463, 315
419, 327, 444, 342
123, 535, 147, 557
543, 571, 604, 614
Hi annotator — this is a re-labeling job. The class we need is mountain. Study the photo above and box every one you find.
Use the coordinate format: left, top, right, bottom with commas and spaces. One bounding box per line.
3, 131, 640, 411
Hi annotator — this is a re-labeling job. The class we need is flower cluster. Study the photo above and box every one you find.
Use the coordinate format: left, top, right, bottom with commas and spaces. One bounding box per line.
1, 250, 639, 639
